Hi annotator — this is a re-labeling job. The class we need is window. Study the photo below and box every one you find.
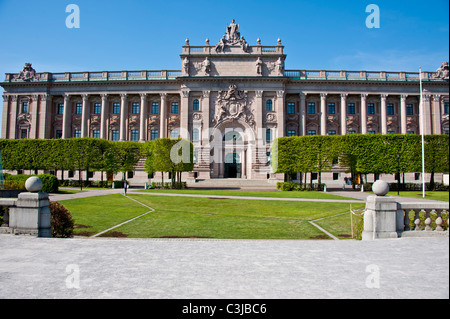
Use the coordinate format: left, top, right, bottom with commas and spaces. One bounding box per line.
74, 130, 81, 138
444, 102, 449, 115
415, 173, 420, 181
112, 130, 119, 141
287, 130, 296, 137
152, 102, 159, 114
308, 102, 316, 114
388, 131, 395, 134
192, 128, 199, 142
56, 130, 62, 139
151, 129, 159, 140
287, 102, 295, 114
328, 103, 335, 114
170, 128, 179, 138
20, 129, 27, 139
387, 103, 394, 115
76, 103, 82, 115
348, 130, 356, 134
93, 130, 100, 138
348, 103, 355, 115
113, 103, 120, 114
333, 172, 339, 181
132, 103, 140, 114
368, 130, 376, 134
406, 104, 414, 115
22, 102, 29, 113
94, 103, 101, 115
407, 131, 415, 135
193, 99, 200, 111
307, 130, 316, 135
444, 130, 449, 135
266, 152, 271, 166
171, 102, 179, 114
68, 171, 74, 178
328, 130, 336, 135
266, 128, 272, 142
57, 104, 64, 115
368, 103, 375, 115
266, 99, 273, 111
131, 129, 139, 141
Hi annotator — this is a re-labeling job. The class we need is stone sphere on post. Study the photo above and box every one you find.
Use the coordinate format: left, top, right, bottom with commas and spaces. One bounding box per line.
25, 176, 43, 193
372, 180, 389, 196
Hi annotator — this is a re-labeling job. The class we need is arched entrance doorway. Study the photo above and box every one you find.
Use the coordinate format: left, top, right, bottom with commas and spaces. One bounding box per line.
224, 153, 241, 178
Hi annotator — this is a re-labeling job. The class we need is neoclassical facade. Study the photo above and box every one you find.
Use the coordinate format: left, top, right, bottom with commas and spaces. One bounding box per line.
1, 20, 449, 182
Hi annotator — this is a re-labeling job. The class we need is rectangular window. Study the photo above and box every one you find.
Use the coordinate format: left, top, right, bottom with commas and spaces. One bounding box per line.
76, 103, 82, 115
328, 130, 336, 135
57, 104, 64, 115
112, 130, 119, 141
192, 129, 199, 142
74, 130, 81, 138
387, 103, 394, 115
93, 130, 100, 138
333, 172, 339, 181
444, 130, 449, 135
193, 99, 200, 111
368, 130, 376, 134
152, 102, 159, 114
287, 102, 295, 114
328, 103, 335, 114
348, 103, 355, 115
56, 130, 63, 139
387, 131, 395, 134
131, 129, 139, 141
20, 129, 27, 139
308, 102, 316, 114
407, 131, 415, 135
406, 104, 414, 115
415, 173, 420, 181
22, 102, 29, 113
113, 103, 120, 114
94, 103, 101, 115
307, 130, 316, 136
444, 102, 449, 115
266, 100, 273, 111
287, 130, 296, 137
170, 129, 179, 138
368, 103, 375, 115
132, 102, 140, 114
348, 130, 356, 134
266, 128, 272, 142
171, 102, 179, 114
151, 129, 159, 140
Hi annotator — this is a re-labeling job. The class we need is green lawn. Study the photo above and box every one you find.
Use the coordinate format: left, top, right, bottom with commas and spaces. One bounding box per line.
384, 191, 449, 202
59, 193, 364, 239
136, 189, 359, 201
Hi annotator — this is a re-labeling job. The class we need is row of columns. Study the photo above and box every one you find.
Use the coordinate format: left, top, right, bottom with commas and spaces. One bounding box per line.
297, 92, 445, 135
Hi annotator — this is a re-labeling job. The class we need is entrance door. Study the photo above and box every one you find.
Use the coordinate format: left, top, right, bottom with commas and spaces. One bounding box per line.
225, 153, 241, 178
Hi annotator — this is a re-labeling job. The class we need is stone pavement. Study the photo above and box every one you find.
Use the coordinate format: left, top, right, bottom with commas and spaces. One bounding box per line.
0, 235, 448, 299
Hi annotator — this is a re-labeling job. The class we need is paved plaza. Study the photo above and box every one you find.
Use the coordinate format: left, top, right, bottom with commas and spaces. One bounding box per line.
0, 235, 448, 299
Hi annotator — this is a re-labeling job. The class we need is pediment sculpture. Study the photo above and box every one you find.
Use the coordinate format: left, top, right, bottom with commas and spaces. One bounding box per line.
432, 62, 449, 80
215, 19, 250, 53
14, 63, 39, 81
213, 84, 255, 128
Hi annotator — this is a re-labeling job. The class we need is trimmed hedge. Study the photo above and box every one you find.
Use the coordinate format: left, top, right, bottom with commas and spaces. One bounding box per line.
3, 173, 58, 193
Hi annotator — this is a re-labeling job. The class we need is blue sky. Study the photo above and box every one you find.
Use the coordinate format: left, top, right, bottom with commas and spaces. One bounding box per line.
0, 0, 448, 132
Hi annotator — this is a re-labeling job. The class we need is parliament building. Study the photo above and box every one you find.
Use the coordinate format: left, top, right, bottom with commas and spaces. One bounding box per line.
1, 20, 449, 185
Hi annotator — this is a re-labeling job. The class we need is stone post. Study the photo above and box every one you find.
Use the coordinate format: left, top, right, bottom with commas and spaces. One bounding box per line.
8, 177, 51, 238
362, 180, 399, 240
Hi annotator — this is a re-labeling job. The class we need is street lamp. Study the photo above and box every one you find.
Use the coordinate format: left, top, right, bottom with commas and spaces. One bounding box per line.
396, 153, 400, 196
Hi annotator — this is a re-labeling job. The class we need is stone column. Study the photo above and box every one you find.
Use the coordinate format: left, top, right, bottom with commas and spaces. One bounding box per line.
360, 94, 368, 134
400, 94, 408, 134
81, 94, 90, 137
180, 90, 189, 139
9, 95, 19, 139
2, 95, 10, 139
276, 90, 285, 138
420, 94, 432, 135
299, 93, 306, 136
199, 90, 211, 179
255, 91, 264, 138
340, 93, 348, 135
381, 94, 388, 134
432, 95, 442, 135
62, 94, 71, 139
29, 95, 39, 139
100, 94, 108, 139
160, 93, 167, 138
41, 95, 52, 139
139, 93, 147, 141
120, 93, 128, 141
320, 93, 327, 135
362, 180, 398, 240
202, 90, 211, 142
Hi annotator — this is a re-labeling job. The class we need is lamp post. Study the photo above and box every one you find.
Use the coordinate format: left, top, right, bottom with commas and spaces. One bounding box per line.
396, 153, 400, 196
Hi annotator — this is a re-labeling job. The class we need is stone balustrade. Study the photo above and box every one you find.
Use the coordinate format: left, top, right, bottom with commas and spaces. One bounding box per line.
397, 202, 449, 236
284, 70, 437, 81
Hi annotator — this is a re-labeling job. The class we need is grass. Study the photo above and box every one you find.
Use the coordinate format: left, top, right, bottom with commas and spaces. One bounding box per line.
136, 188, 360, 201
58, 193, 364, 239
383, 191, 449, 202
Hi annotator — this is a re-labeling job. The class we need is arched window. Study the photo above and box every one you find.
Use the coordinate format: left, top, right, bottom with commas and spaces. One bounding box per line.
266, 99, 273, 111
193, 99, 200, 111
223, 131, 243, 142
